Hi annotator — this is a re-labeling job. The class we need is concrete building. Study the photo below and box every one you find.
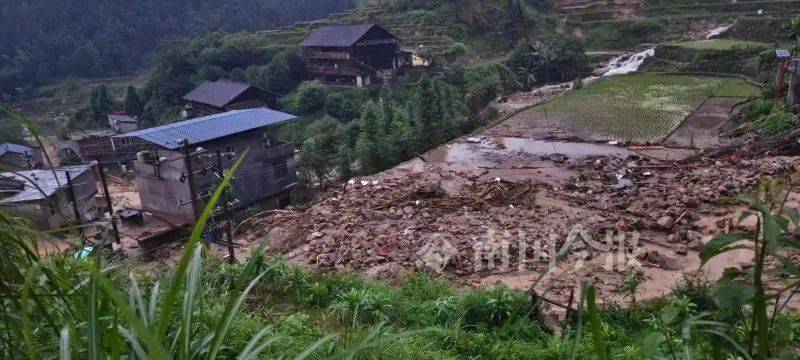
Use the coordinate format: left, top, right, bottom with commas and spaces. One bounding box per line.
112, 108, 298, 224
183, 80, 280, 119
0, 142, 42, 171
0, 165, 98, 230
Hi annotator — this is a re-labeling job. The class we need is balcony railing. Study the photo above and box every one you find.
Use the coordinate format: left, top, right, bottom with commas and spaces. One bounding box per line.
302, 50, 350, 60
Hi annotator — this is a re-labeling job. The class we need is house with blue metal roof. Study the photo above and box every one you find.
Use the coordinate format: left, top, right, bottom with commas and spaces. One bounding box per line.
112, 108, 299, 224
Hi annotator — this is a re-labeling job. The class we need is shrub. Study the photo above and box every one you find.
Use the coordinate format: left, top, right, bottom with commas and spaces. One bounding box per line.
328, 288, 396, 327
400, 273, 452, 301
445, 42, 468, 59
670, 272, 716, 312
756, 109, 796, 136
743, 98, 774, 121
293, 81, 330, 114
323, 91, 368, 122
460, 286, 526, 328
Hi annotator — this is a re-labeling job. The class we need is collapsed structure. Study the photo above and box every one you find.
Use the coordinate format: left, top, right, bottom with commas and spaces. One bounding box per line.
0, 165, 97, 230
0, 142, 42, 171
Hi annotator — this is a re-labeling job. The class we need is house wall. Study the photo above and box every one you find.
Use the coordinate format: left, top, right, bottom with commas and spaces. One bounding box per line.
117, 122, 139, 133
1, 199, 64, 229
77, 137, 139, 165
186, 101, 226, 119
186, 88, 277, 119
0, 152, 40, 171
0, 169, 98, 230
229, 87, 277, 109
300, 28, 400, 82
134, 150, 196, 222
133, 128, 297, 224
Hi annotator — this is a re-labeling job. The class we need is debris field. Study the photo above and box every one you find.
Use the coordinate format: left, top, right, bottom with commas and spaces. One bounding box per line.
237, 134, 800, 303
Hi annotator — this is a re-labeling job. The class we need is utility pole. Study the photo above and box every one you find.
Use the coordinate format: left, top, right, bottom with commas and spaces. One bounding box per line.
97, 161, 120, 244
216, 149, 236, 264
181, 140, 201, 222
65, 170, 83, 237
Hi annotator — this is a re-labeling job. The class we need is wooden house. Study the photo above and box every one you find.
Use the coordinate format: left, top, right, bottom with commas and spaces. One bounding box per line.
182, 80, 279, 119
299, 24, 401, 87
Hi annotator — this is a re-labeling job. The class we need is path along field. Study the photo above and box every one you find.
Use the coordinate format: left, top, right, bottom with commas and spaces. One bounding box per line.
500, 74, 761, 143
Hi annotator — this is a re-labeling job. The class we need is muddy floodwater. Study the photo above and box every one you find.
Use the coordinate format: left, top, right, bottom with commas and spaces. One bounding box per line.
424, 137, 630, 165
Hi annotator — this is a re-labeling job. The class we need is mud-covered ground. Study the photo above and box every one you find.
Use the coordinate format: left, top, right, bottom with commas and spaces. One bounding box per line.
232, 124, 799, 307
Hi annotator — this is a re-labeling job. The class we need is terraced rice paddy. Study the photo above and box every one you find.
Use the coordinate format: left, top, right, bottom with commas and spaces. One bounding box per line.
526, 74, 760, 142
670, 39, 769, 50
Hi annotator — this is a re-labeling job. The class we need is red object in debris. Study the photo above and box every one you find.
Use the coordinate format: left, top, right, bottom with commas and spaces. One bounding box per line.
377, 247, 391, 256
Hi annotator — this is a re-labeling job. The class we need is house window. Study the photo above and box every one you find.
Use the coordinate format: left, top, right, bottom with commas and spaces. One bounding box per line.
274, 160, 288, 181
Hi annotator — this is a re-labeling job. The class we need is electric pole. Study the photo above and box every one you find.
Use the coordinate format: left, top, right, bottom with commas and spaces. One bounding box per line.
216, 149, 236, 264
65, 170, 83, 238
97, 161, 121, 244
181, 140, 201, 222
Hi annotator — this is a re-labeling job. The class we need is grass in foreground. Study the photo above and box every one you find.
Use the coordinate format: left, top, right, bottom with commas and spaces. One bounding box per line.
527, 74, 759, 142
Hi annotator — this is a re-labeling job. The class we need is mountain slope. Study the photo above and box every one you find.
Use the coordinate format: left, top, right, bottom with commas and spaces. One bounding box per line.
0, 0, 357, 93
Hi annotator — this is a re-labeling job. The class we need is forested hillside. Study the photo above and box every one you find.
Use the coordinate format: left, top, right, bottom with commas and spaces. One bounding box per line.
0, 0, 358, 93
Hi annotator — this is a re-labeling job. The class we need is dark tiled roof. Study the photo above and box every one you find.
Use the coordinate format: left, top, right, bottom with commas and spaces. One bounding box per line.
0, 143, 36, 157
0, 165, 91, 203
182, 80, 270, 108
114, 108, 297, 150
299, 24, 394, 47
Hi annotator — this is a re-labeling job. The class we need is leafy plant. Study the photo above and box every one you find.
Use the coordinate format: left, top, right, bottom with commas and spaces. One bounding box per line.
329, 288, 395, 328
617, 272, 641, 304
699, 178, 800, 359
460, 286, 525, 328
756, 109, 796, 136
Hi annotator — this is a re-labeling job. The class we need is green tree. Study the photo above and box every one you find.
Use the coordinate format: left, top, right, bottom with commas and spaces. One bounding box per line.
228, 67, 246, 82
0, 115, 25, 144
68, 42, 103, 76
293, 81, 329, 114
86, 83, 116, 126
324, 92, 367, 122
387, 105, 413, 160
336, 143, 353, 181
355, 101, 388, 173
411, 75, 446, 151
244, 65, 265, 88
198, 65, 226, 82
123, 85, 143, 117
298, 138, 327, 185
510, 36, 586, 87
264, 57, 292, 94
